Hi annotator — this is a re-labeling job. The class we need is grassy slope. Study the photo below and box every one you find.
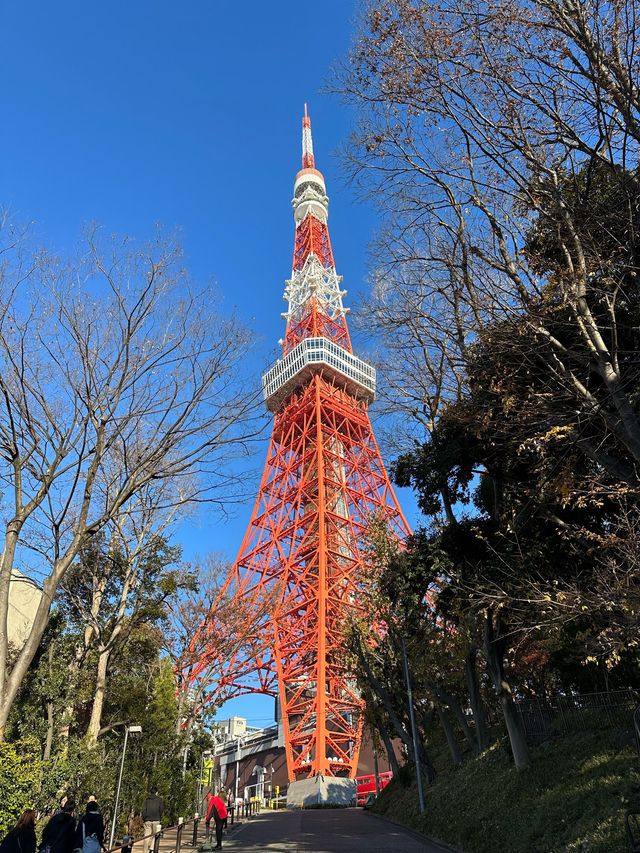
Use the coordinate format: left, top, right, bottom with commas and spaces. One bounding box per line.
371, 731, 639, 852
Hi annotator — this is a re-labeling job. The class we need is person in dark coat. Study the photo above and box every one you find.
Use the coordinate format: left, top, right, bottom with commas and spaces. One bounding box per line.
141, 789, 163, 853
40, 801, 76, 853
0, 810, 37, 853
74, 802, 104, 852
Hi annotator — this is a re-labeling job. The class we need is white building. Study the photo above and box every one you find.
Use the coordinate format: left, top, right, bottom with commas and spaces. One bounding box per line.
8, 569, 42, 650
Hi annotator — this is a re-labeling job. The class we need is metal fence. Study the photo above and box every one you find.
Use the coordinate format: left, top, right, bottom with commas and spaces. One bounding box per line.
514, 689, 637, 743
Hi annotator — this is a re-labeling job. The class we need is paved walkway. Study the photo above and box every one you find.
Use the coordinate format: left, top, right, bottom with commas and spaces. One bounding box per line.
217, 808, 453, 852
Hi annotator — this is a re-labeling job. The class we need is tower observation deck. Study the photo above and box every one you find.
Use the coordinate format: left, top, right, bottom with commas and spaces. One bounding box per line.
188, 107, 410, 806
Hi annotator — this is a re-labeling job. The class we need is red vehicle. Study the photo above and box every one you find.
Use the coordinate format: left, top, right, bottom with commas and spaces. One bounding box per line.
356, 771, 393, 806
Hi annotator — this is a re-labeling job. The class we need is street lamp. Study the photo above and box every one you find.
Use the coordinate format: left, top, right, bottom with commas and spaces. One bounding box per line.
109, 725, 142, 849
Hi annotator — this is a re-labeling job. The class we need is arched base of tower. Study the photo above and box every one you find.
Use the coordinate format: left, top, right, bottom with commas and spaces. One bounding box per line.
286, 775, 357, 809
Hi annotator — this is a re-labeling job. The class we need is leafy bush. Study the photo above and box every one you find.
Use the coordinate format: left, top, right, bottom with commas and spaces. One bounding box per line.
0, 738, 42, 837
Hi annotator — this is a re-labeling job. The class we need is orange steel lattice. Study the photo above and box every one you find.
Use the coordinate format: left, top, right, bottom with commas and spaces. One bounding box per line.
188, 109, 410, 782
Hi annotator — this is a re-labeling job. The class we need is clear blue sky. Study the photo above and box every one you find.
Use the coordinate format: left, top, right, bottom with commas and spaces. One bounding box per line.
0, 1, 422, 728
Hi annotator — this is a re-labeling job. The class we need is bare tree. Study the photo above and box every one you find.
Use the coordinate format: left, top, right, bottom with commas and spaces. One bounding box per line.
339, 0, 640, 482
0, 223, 262, 736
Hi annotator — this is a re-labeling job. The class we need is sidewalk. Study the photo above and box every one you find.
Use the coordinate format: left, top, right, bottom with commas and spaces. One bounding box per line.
212, 807, 452, 851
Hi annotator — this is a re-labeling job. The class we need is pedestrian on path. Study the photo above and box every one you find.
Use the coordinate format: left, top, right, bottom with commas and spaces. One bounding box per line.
205, 794, 227, 850
0, 810, 37, 853
141, 789, 163, 853
40, 800, 77, 853
75, 801, 105, 853
225, 792, 234, 828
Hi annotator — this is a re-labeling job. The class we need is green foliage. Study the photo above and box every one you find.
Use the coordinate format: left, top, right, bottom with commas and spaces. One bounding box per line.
0, 738, 42, 837
373, 730, 638, 852
0, 540, 206, 831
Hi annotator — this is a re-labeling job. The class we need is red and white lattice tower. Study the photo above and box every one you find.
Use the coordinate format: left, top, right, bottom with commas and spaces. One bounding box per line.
189, 107, 409, 801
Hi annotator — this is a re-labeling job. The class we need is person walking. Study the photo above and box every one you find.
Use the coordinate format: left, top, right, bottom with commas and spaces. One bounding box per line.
141, 789, 163, 853
75, 801, 104, 853
205, 794, 227, 850
0, 810, 37, 853
226, 791, 234, 827
40, 800, 77, 853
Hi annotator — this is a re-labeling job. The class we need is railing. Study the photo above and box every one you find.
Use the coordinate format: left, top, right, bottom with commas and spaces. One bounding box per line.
262, 335, 376, 411
104, 798, 280, 853
106, 817, 194, 853
514, 689, 637, 742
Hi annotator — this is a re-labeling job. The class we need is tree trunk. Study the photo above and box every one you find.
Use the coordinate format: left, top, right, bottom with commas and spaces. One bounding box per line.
435, 702, 462, 766
435, 685, 477, 754
379, 725, 400, 777
44, 700, 54, 762
418, 738, 438, 784
43, 642, 55, 762
354, 640, 413, 752
0, 523, 24, 730
465, 647, 490, 752
86, 647, 111, 746
499, 692, 530, 770
483, 609, 529, 770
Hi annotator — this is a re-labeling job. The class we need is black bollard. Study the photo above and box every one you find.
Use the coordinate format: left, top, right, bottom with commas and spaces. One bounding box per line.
191, 817, 199, 847
176, 822, 183, 853
152, 829, 161, 853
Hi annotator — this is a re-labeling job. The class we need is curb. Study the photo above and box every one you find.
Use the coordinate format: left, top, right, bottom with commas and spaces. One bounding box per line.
364, 809, 465, 853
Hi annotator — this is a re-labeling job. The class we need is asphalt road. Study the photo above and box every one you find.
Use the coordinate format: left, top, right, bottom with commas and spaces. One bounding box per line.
220, 808, 454, 852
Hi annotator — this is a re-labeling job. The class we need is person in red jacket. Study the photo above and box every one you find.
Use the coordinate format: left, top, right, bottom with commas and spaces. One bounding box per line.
205, 793, 228, 850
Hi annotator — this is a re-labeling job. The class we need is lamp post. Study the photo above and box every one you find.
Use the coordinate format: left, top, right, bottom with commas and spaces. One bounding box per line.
234, 737, 244, 800
109, 725, 142, 849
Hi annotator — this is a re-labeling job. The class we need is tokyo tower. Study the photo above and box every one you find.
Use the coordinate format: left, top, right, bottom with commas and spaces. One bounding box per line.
190, 107, 409, 805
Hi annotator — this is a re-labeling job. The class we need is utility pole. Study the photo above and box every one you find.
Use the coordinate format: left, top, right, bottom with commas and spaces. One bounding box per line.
401, 636, 425, 814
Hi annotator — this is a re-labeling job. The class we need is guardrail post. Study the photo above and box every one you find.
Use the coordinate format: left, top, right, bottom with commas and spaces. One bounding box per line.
152, 826, 161, 853
191, 816, 199, 846
176, 819, 184, 853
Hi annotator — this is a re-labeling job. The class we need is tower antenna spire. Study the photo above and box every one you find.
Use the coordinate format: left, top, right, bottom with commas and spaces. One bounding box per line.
302, 104, 315, 169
